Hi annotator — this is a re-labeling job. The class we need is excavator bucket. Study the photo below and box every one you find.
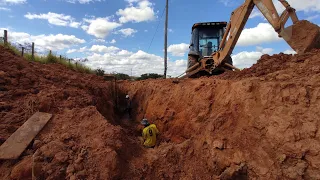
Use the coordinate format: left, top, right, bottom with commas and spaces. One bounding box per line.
280, 20, 320, 54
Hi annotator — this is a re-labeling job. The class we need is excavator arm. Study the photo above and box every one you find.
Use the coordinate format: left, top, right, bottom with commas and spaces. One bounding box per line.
214, 0, 300, 67
183, 0, 320, 78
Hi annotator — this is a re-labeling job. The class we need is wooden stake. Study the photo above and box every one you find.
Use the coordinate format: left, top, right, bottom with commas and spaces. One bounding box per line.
31, 42, 35, 60
4, 30, 8, 45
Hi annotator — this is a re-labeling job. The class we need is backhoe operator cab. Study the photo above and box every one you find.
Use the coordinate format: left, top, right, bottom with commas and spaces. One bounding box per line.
188, 22, 228, 69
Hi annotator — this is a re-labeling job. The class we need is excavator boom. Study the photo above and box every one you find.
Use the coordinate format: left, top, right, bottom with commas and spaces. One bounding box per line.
182, 0, 320, 78
216, 0, 320, 67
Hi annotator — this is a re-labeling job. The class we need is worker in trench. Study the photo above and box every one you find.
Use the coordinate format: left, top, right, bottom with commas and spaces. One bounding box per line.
139, 118, 160, 148
125, 94, 132, 119
125, 95, 160, 148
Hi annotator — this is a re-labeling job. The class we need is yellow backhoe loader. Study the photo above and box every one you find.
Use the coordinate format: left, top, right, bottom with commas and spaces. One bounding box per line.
181, 0, 320, 78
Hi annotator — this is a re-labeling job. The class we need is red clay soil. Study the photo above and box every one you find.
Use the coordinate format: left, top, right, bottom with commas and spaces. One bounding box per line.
0, 45, 141, 180
1, 42, 320, 180
120, 49, 320, 179
285, 20, 320, 54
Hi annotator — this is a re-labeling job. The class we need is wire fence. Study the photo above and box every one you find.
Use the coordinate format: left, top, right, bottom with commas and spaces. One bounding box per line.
1, 30, 178, 78
1, 30, 90, 71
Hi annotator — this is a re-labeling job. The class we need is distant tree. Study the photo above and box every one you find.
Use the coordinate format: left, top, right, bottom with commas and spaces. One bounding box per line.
136, 73, 163, 80
113, 73, 131, 80
79, 58, 88, 62
95, 68, 105, 76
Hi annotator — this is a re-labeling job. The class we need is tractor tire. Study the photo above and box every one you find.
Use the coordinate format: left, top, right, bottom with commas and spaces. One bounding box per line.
211, 55, 234, 75
187, 55, 198, 69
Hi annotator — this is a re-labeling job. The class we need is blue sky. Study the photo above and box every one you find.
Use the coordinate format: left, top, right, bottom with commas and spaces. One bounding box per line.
0, 0, 320, 76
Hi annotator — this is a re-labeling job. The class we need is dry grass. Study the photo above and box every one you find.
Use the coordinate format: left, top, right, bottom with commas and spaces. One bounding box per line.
0, 42, 93, 74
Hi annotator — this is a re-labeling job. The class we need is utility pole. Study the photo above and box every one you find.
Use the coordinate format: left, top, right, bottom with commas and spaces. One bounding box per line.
164, 0, 168, 79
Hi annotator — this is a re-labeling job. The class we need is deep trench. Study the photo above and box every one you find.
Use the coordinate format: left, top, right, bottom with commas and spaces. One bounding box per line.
90, 80, 252, 180
92, 81, 146, 179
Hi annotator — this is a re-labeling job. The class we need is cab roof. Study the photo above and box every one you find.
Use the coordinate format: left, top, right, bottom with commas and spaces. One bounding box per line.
192, 22, 227, 31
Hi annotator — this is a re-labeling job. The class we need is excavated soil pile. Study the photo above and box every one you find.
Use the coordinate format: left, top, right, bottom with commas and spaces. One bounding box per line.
220, 48, 320, 80
1, 43, 320, 180
120, 49, 320, 179
285, 20, 320, 53
0, 45, 142, 180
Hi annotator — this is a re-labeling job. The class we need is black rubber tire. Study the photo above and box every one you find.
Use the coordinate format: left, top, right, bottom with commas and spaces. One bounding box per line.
187, 55, 198, 69
211, 55, 233, 75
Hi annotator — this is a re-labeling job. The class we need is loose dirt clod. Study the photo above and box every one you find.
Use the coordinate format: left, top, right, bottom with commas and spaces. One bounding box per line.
285, 20, 320, 54
1, 41, 320, 179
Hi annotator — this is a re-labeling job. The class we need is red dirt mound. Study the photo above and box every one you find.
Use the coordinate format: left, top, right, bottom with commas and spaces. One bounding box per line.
120, 49, 320, 179
0, 45, 140, 179
1, 43, 320, 179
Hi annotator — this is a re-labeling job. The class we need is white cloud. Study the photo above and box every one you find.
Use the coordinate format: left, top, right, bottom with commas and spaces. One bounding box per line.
249, 1, 320, 20
66, 0, 103, 4
81, 25, 88, 31
116, 0, 156, 23
167, 43, 189, 57
0, 7, 10, 11
249, 8, 263, 19
24, 12, 81, 28
232, 47, 274, 69
85, 17, 122, 38
219, 0, 235, 6
306, 15, 319, 21
1, 0, 26, 4
117, 49, 133, 56
283, 49, 297, 55
274, 0, 320, 13
67, 49, 77, 53
256, 46, 274, 54
93, 39, 106, 43
232, 51, 263, 69
69, 21, 81, 28
67, 46, 88, 53
238, 23, 281, 46
84, 47, 186, 77
78, 46, 87, 52
110, 39, 116, 44
115, 28, 137, 37
90, 45, 120, 53
0, 28, 85, 52
188, 0, 320, 16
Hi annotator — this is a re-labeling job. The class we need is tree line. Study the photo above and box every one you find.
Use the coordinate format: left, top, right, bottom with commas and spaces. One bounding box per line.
95, 68, 165, 80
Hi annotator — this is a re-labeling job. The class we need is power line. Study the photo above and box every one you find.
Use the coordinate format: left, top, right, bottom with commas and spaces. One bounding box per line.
147, 5, 166, 53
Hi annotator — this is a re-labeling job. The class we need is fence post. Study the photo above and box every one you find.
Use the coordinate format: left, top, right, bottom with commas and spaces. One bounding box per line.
4, 30, 8, 45
31, 42, 35, 60
21, 47, 24, 57
75, 62, 77, 68
68, 59, 70, 65
59, 55, 61, 60
49, 50, 52, 55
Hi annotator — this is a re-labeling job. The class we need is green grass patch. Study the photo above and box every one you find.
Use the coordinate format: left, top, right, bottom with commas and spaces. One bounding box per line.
0, 43, 94, 74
